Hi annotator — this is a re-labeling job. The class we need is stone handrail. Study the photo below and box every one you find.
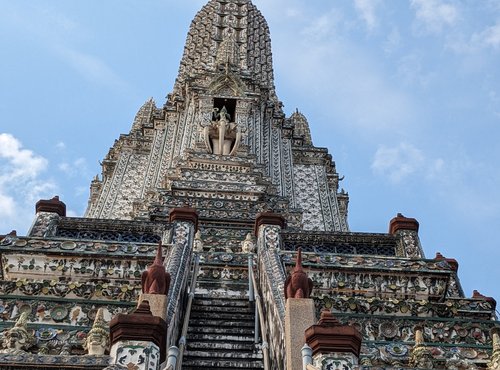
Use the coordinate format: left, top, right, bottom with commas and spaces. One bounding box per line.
249, 258, 270, 370
175, 253, 200, 370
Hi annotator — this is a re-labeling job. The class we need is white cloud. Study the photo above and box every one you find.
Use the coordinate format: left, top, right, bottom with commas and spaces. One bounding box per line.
56, 141, 66, 150
286, 8, 300, 18
474, 23, 500, 50
411, 0, 459, 34
371, 142, 425, 182
0, 134, 57, 233
302, 11, 339, 40
488, 90, 500, 118
275, 36, 414, 131
384, 27, 401, 54
354, 0, 380, 31
0, 4, 127, 91
75, 186, 88, 197
371, 143, 500, 218
55, 47, 128, 90
396, 53, 433, 88
58, 157, 89, 178
0, 133, 48, 180
0, 193, 15, 220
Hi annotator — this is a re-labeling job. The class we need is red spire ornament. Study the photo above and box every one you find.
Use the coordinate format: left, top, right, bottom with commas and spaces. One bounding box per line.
141, 242, 171, 295
284, 248, 314, 299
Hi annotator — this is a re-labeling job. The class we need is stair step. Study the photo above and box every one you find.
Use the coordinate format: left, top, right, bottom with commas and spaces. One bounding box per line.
188, 325, 255, 336
194, 297, 252, 307
182, 357, 264, 369
187, 341, 258, 352
190, 311, 254, 321
183, 350, 263, 360
184, 266, 263, 369
188, 318, 255, 328
187, 333, 255, 342
192, 301, 254, 311
183, 368, 263, 370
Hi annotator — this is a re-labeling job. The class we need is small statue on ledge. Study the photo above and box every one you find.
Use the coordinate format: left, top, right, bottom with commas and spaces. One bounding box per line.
284, 248, 314, 299
141, 242, 171, 295
203, 106, 242, 156
84, 308, 109, 356
0, 312, 34, 355
241, 233, 256, 254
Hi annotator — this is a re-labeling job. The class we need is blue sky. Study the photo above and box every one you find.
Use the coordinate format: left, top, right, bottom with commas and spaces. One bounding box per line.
1, 0, 499, 303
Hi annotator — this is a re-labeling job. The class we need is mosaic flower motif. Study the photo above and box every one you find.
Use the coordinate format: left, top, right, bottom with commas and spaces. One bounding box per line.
385, 343, 408, 357
380, 322, 399, 339
50, 306, 69, 322
432, 322, 450, 340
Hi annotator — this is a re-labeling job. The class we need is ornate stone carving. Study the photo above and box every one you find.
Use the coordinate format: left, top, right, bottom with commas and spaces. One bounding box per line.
409, 325, 434, 369
202, 106, 242, 155
488, 328, 500, 369
241, 233, 255, 254
141, 243, 170, 295
193, 230, 204, 253
84, 308, 109, 356
0, 312, 34, 354
284, 248, 313, 299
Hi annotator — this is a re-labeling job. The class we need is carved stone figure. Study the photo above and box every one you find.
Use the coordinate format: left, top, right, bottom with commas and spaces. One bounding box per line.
203, 106, 241, 155
446, 359, 478, 370
141, 242, 171, 295
488, 328, 500, 369
409, 326, 434, 369
193, 230, 204, 253
0, 312, 34, 354
215, 29, 240, 71
84, 308, 109, 356
241, 232, 255, 254
284, 248, 314, 299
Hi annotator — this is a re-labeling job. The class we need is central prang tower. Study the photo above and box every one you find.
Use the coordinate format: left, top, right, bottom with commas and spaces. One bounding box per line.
85, 0, 349, 233
1, 1, 498, 370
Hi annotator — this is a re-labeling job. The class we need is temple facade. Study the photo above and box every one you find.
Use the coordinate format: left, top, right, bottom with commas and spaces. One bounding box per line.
1, 1, 498, 369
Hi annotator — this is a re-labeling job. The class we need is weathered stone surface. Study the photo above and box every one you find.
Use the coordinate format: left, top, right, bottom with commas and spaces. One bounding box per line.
0, 1, 498, 369
285, 298, 316, 370
35, 196, 66, 216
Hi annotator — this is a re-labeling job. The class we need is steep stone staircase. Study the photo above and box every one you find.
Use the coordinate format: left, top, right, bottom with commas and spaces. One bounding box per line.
182, 295, 263, 369
181, 263, 264, 369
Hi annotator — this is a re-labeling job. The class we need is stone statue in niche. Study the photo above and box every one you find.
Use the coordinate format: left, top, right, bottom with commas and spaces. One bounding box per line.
141, 242, 171, 295
0, 312, 34, 354
241, 233, 255, 254
409, 325, 434, 369
193, 230, 204, 253
84, 308, 109, 356
203, 106, 241, 155
284, 248, 314, 299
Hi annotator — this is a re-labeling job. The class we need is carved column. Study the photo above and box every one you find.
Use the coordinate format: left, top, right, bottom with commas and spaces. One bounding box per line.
109, 301, 167, 370
138, 242, 171, 321
305, 310, 362, 370
255, 212, 287, 369
35, 196, 66, 216
165, 207, 198, 348
28, 196, 66, 237
488, 327, 500, 369
284, 248, 316, 370
389, 213, 424, 258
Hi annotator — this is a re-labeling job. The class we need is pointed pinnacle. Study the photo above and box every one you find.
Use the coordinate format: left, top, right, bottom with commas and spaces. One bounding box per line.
295, 247, 303, 271
154, 242, 164, 266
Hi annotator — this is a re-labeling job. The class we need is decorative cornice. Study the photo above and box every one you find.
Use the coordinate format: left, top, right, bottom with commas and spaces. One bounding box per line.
109, 300, 167, 362
35, 196, 66, 217
254, 212, 286, 236
305, 310, 362, 357
389, 213, 419, 234
168, 207, 199, 231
